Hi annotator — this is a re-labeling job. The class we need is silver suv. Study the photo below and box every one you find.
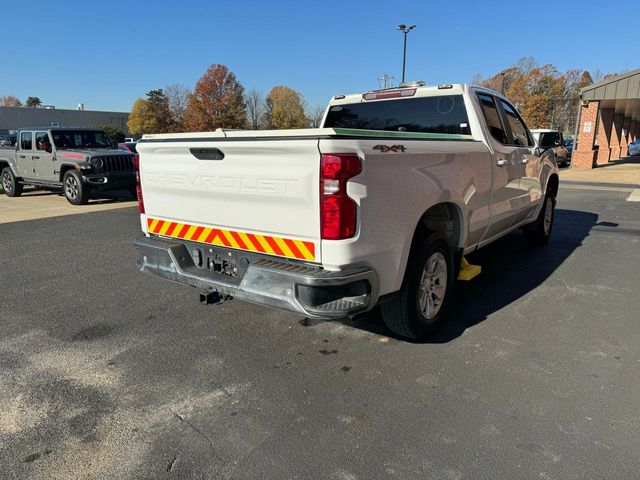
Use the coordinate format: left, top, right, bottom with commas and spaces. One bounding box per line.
0, 128, 136, 205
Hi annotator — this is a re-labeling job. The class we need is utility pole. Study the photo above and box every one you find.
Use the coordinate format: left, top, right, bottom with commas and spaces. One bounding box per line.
397, 24, 416, 83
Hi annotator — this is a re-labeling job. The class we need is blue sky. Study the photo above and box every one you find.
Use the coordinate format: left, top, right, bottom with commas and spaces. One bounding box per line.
0, 0, 636, 113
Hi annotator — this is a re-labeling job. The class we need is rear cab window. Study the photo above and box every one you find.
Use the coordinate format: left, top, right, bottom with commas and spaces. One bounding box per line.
324, 94, 472, 136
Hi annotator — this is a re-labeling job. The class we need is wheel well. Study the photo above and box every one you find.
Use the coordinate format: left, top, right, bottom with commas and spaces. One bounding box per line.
412, 203, 463, 252
59, 165, 76, 182
547, 173, 559, 198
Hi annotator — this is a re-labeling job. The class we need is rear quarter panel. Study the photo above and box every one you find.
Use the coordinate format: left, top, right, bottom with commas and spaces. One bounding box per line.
319, 138, 493, 295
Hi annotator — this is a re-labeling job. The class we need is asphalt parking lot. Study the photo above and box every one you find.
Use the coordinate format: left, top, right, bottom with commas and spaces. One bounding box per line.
1, 184, 639, 479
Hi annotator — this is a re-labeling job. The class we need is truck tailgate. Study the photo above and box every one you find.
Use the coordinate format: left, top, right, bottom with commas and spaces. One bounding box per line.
137, 138, 321, 263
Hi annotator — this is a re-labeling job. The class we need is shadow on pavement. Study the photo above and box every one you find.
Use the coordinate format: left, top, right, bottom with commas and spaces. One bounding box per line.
596, 155, 640, 168
329, 209, 598, 342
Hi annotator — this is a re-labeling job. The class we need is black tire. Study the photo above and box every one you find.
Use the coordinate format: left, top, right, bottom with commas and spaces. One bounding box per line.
381, 232, 454, 340
63, 170, 90, 205
524, 189, 556, 244
1, 167, 23, 197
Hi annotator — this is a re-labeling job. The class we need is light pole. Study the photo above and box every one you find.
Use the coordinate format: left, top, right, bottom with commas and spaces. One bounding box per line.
397, 24, 416, 83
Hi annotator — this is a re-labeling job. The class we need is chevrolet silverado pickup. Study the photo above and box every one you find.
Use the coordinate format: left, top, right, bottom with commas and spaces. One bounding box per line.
0, 128, 136, 204
134, 82, 560, 340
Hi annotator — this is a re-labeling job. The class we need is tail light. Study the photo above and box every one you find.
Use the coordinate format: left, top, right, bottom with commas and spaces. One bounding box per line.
320, 153, 361, 240
133, 154, 145, 213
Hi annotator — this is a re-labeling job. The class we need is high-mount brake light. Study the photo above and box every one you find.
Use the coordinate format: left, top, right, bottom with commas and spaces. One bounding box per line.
133, 154, 145, 213
320, 153, 361, 240
362, 88, 416, 101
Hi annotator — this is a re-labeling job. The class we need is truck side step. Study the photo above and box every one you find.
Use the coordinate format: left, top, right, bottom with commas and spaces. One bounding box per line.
457, 256, 481, 281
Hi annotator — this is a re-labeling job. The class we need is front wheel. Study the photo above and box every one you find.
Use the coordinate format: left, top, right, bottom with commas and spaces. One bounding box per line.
63, 170, 90, 205
381, 232, 454, 340
1, 167, 23, 197
524, 190, 555, 244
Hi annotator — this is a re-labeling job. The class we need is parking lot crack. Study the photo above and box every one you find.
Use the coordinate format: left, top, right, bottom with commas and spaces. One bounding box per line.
174, 413, 222, 463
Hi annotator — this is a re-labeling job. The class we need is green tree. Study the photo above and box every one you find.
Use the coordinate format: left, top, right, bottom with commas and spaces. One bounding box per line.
25, 96, 42, 108
127, 89, 171, 136
265, 86, 309, 129
95, 124, 125, 145
184, 64, 246, 132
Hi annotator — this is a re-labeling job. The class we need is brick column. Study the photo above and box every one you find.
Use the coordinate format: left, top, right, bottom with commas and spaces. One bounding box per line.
596, 108, 615, 165
572, 101, 599, 169
620, 117, 631, 157
608, 114, 623, 161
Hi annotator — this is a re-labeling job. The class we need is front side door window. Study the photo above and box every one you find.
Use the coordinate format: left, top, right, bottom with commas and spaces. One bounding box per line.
34, 131, 55, 180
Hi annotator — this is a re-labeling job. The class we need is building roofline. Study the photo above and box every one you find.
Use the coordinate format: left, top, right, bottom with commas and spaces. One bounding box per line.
581, 67, 640, 94
0, 106, 129, 115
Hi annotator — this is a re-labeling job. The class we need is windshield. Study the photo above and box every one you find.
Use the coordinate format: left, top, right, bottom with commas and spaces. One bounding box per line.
51, 130, 112, 149
324, 95, 471, 135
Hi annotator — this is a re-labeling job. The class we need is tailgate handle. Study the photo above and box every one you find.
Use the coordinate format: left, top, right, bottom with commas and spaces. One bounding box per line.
190, 148, 224, 161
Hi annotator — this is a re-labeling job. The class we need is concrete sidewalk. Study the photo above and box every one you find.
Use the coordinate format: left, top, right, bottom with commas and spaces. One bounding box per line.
561, 155, 640, 186
0, 188, 136, 224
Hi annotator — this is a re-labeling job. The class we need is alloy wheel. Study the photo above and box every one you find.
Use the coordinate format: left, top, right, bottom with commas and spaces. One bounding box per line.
418, 251, 448, 321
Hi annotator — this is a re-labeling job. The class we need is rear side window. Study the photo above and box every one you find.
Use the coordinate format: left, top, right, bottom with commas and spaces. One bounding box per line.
477, 94, 507, 144
324, 95, 471, 135
20, 132, 33, 150
500, 100, 533, 147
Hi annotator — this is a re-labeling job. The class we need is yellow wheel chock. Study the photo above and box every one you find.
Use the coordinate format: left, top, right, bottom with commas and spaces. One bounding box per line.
457, 256, 481, 281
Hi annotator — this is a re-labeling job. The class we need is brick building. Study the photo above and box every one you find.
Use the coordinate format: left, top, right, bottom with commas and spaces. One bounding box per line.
572, 68, 640, 169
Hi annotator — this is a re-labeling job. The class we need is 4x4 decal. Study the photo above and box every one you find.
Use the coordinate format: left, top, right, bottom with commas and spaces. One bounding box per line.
373, 144, 406, 153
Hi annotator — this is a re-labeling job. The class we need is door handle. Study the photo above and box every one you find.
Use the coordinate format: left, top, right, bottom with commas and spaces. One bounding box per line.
33, 156, 40, 159
496, 159, 507, 167
19, 155, 26, 158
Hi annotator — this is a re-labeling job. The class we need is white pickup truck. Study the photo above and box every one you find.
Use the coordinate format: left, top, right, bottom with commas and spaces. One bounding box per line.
134, 82, 559, 340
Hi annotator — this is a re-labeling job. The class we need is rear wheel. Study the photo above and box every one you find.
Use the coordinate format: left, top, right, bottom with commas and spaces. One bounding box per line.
381, 232, 454, 340
1, 167, 23, 197
63, 170, 89, 205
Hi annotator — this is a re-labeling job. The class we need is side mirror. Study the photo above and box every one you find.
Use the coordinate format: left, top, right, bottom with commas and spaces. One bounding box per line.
538, 132, 558, 150
46, 145, 52, 153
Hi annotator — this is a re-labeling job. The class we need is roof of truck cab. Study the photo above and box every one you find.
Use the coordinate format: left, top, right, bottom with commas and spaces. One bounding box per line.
328, 83, 505, 106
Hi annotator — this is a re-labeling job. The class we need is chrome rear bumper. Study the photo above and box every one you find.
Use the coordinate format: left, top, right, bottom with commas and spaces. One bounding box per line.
134, 234, 379, 318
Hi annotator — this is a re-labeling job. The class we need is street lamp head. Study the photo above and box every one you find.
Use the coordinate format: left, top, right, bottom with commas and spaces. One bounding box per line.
398, 24, 406, 30
409, 25, 416, 30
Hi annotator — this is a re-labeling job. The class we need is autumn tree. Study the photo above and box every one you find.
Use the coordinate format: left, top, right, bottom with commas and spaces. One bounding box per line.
245, 88, 265, 130
25, 96, 42, 108
127, 89, 172, 136
265, 86, 309, 129
481, 57, 597, 133
184, 64, 246, 132
0, 95, 22, 107
165, 83, 190, 131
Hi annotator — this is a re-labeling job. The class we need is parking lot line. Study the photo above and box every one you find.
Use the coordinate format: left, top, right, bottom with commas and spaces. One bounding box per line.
626, 189, 640, 201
